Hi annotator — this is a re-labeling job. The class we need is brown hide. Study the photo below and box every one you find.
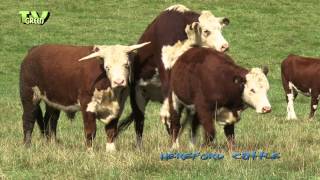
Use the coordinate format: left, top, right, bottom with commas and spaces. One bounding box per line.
281, 54, 320, 119
20, 44, 114, 148
169, 47, 248, 147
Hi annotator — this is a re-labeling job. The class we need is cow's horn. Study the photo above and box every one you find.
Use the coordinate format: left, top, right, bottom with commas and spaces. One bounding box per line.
127, 42, 151, 52
78, 52, 101, 61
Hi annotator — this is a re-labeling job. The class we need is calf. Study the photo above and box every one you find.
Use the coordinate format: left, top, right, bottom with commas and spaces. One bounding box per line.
281, 54, 320, 120
168, 47, 271, 149
120, 4, 230, 147
20, 43, 149, 151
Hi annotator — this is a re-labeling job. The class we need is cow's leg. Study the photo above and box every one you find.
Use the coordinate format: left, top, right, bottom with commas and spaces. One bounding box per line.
80, 98, 97, 150
195, 100, 215, 146
309, 93, 319, 120
35, 104, 46, 136
282, 77, 298, 120
105, 118, 119, 152
131, 84, 149, 149
160, 98, 171, 135
21, 88, 41, 147
224, 124, 235, 151
190, 112, 200, 148
43, 104, 60, 142
169, 93, 183, 149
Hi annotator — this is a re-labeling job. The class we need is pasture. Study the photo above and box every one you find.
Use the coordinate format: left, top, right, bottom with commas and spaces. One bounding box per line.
1, 0, 320, 179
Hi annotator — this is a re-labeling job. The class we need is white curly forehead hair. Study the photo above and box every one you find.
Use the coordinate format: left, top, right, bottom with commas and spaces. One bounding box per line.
246, 68, 270, 89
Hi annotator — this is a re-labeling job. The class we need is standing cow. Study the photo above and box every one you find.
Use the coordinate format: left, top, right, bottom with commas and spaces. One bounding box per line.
20, 43, 149, 151
167, 47, 271, 149
120, 4, 230, 148
281, 54, 320, 120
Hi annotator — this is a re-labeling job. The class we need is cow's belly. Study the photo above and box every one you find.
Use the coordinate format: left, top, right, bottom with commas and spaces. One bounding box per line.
289, 81, 311, 96
138, 69, 164, 102
172, 91, 241, 125
32, 86, 80, 113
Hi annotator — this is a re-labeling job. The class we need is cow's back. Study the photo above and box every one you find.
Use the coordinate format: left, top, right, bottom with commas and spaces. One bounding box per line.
136, 10, 199, 65
20, 44, 106, 105
282, 55, 320, 91
171, 47, 246, 106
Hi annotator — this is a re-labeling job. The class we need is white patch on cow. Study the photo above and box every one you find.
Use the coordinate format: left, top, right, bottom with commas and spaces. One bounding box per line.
138, 69, 163, 102
312, 104, 317, 109
138, 68, 161, 87
242, 68, 271, 113
171, 138, 180, 150
289, 81, 311, 97
86, 88, 120, 124
171, 92, 181, 112
160, 98, 170, 126
172, 91, 195, 112
165, 4, 190, 13
106, 142, 116, 152
32, 86, 80, 112
286, 93, 297, 120
198, 11, 229, 52
215, 108, 239, 125
162, 40, 193, 70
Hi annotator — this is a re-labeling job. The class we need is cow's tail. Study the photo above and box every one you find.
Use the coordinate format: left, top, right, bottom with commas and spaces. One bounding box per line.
117, 113, 134, 133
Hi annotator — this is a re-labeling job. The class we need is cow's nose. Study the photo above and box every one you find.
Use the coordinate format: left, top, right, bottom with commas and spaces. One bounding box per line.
221, 43, 229, 52
262, 106, 272, 113
113, 79, 124, 86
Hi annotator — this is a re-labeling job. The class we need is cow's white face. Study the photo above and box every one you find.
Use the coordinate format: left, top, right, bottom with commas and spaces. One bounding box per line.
242, 68, 272, 113
198, 11, 229, 52
79, 42, 150, 88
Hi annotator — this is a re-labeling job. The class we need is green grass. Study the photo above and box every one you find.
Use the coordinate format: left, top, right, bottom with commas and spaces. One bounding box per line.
1, 0, 320, 179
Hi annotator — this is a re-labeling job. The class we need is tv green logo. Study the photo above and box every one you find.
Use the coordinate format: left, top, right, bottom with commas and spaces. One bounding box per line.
18, 11, 50, 25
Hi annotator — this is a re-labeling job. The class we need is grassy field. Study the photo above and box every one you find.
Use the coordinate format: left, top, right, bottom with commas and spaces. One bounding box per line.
1, 0, 320, 179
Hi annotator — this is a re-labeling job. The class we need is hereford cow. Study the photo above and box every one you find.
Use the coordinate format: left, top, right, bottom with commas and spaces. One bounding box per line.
120, 4, 230, 148
167, 47, 271, 149
281, 54, 320, 120
20, 42, 149, 151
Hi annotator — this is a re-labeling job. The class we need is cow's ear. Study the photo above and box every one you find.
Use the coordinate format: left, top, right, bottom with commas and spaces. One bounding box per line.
233, 76, 246, 85
262, 66, 269, 75
191, 22, 201, 34
219, 17, 230, 27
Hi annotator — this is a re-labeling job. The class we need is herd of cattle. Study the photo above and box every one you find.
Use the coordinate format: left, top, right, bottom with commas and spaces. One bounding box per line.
19, 4, 319, 151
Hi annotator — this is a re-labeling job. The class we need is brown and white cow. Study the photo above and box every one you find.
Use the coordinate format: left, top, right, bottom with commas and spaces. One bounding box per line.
281, 54, 320, 120
20, 43, 149, 151
119, 4, 230, 148
167, 47, 271, 149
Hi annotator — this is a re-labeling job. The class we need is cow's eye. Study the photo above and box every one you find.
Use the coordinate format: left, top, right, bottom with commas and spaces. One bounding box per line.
250, 89, 255, 93
203, 30, 211, 36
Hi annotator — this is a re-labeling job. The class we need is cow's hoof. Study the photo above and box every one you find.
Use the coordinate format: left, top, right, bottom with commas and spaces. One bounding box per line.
106, 143, 117, 152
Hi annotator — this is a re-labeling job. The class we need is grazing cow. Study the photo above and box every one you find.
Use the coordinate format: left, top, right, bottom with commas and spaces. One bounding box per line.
167, 47, 271, 149
281, 54, 320, 120
119, 4, 230, 147
20, 42, 149, 151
